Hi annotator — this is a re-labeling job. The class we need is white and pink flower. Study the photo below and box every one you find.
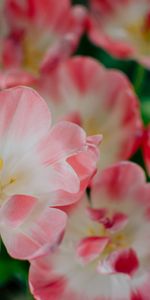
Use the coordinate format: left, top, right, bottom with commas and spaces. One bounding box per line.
0, 86, 100, 260
2, 0, 86, 76
88, 0, 150, 68
29, 162, 150, 300
37, 56, 143, 169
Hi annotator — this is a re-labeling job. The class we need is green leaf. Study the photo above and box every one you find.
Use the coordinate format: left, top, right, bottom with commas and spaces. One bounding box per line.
141, 99, 150, 125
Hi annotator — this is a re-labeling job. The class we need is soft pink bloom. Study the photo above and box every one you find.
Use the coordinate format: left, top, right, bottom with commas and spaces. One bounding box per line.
88, 0, 150, 68
142, 125, 150, 176
29, 162, 150, 300
0, 86, 100, 260
36, 56, 143, 169
2, 0, 87, 75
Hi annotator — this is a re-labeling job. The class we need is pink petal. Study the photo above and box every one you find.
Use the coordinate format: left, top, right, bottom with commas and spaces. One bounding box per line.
142, 125, 150, 176
2, 38, 23, 69
92, 162, 146, 205
88, 14, 134, 59
38, 121, 99, 195
0, 86, 51, 139
88, 0, 150, 68
40, 56, 142, 168
62, 139, 100, 204
39, 121, 86, 164
30, 258, 90, 300
86, 207, 107, 222
40, 36, 77, 73
40, 6, 87, 72
76, 236, 109, 264
29, 256, 66, 300
48, 186, 86, 207
103, 212, 128, 232
5, 0, 87, 73
98, 248, 139, 276
0, 195, 37, 227
134, 184, 150, 217
0, 69, 36, 89
48, 161, 80, 193
131, 292, 143, 300
6, 0, 70, 28
67, 134, 101, 182
60, 111, 82, 126
0, 196, 67, 260
87, 134, 103, 146
86, 208, 128, 232
131, 273, 150, 300
112, 248, 139, 276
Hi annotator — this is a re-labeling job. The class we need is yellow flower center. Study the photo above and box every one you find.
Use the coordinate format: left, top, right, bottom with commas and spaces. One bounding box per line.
83, 117, 100, 136
22, 34, 45, 75
0, 158, 3, 171
0, 158, 17, 203
126, 14, 150, 55
21, 29, 57, 75
87, 222, 130, 260
103, 232, 128, 258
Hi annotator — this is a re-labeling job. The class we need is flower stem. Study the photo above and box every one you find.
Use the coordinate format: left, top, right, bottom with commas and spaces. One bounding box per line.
133, 63, 146, 96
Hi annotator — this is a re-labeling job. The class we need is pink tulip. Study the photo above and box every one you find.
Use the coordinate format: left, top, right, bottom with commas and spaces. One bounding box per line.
0, 86, 100, 260
2, 0, 87, 75
88, 0, 150, 68
29, 162, 150, 299
36, 56, 143, 169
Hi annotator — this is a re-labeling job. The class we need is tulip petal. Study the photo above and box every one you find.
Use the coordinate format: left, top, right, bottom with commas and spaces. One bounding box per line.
0, 86, 51, 140
76, 236, 109, 264
0, 195, 67, 260
98, 248, 139, 276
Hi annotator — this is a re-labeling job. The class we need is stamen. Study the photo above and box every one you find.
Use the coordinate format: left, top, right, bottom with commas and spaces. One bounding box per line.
0, 177, 17, 192
87, 219, 129, 262
0, 158, 3, 171
22, 33, 47, 74
84, 117, 100, 135
9, 177, 16, 184
87, 227, 96, 236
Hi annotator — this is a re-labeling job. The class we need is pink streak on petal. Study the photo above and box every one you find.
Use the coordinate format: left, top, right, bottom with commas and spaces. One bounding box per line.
98, 248, 139, 276
0, 195, 37, 227
0, 86, 51, 139
76, 236, 109, 264
86, 207, 107, 222
103, 212, 128, 232
0, 203, 67, 260
92, 162, 146, 203
38, 121, 86, 165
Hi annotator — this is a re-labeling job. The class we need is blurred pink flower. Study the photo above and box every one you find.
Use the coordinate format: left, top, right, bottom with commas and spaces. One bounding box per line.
36, 56, 143, 168
29, 162, 150, 300
2, 0, 87, 76
0, 86, 100, 260
88, 0, 150, 68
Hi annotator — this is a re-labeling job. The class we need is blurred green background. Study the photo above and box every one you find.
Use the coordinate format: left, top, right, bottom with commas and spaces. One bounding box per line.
0, 0, 150, 299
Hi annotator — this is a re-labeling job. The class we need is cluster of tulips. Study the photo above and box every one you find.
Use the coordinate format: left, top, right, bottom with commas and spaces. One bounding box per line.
0, 0, 150, 299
